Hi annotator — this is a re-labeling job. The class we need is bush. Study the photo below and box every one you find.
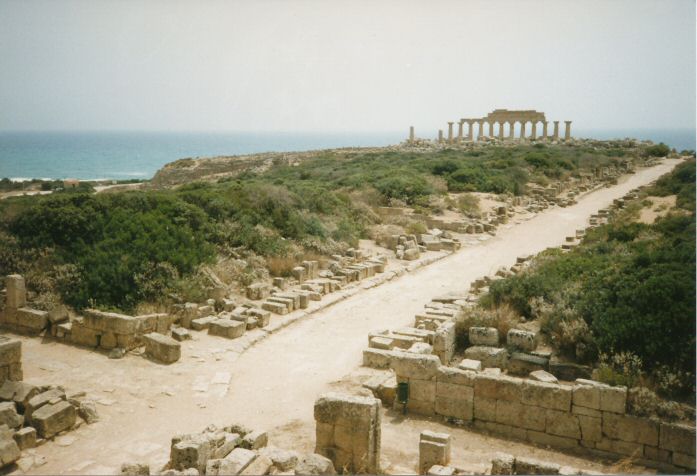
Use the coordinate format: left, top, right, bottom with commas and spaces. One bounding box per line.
645, 143, 670, 157
596, 352, 644, 388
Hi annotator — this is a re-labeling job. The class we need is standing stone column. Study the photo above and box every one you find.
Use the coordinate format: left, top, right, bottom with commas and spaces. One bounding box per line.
564, 121, 572, 141
542, 121, 549, 140
438, 130, 444, 143
477, 120, 484, 140
553, 121, 560, 140
520, 121, 526, 139
530, 122, 537, 140
409, 126, 414, 144
498, 121, 504, 140
467, 120, 474, 141
447, 122, 454, 144
508, 121, 515, 139
4, 275, 26, 309
457, 120, 464, 143
315, 393, 381, 474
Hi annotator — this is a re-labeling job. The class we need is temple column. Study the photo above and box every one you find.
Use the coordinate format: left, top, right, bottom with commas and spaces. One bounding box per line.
542, 121, 548, 140
409, 126, 414, 143
530, 122, 537, 140
487, 122, 493, 138
467, 120, 474, 141
438, 129, 444, 143
553, 121, 560, 140
508, 121, 515, 139
520, 121, 526, 139
457, 119, 464, 143
498, 121, 504, 140
477, 120, 484, 140
447, 122, 454, 144
564, 121, 572, 141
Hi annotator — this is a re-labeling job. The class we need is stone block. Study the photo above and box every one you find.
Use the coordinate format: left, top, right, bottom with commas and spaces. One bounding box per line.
507, 329, 537, 352
458, 359, 482, 371
496, 400, 545, 431
435, 390, 473, 422
529, 370, 558, 384
514, 456, 561, 475
0, 337, 21, 368
172, 328, 191, 341
545, 409, 581, 439
208, 319, 246, 339
143, 333, 181, 364
549, 359, 591, 381
83, 309, 138, 334
26, 388, 65, 421
409, 379, 436, 402
211, 448, 256, 475
468, 327, 499, 346
13, 427, 36, 450
0, 380, 38, 412
191, 316, 216, 331
120, 463, 150, 475
521, 380, 571, 412
464, 346, 508, 369
602, 413, 658, 446
594, 437, 642, 457
427, 465, 456, 475
246, 283, 271, 301
419, 431, 450, 474
473, 374, 523, 402
261, 301, 288, 315
70, 320, 100, 347
0, 402, 22, 429
0, 427, 20, 468
362, 349, 394, 369
672, 452, 696, 471
5, 275, 26, 309
240, 454, 272, 475
599, 385, 626, 414
259, 446, 299, 471
294, 453, 336, 475
31, 400, 76, 438
577, 414, 601, 442
241, 430, 267, 450
659, 422, 695, 455
490, 452, 515, 475
572, 383, 600, 410
16, 308, 49, 332
390, 352, 440, 380
507, 352, 548, 376
170, 435, 215, 473
473, 396, 497, 421
642, 445, 670, 464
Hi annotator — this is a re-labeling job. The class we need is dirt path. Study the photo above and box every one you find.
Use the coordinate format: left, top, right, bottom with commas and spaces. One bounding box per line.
15, 159, 680, 475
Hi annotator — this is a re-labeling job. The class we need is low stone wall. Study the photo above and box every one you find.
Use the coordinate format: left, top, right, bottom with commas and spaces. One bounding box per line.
372, 351, 695, 472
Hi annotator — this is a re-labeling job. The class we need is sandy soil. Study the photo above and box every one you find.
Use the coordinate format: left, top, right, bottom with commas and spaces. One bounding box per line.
9, 159, 680, 475
637, 195, 677, 224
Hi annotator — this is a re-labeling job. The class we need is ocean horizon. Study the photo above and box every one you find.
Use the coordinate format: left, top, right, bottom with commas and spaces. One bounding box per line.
0, 128, 694, 181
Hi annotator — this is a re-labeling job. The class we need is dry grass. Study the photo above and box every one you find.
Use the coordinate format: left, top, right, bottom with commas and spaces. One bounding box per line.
266, 256, 297, 277
456, 304, 520, 348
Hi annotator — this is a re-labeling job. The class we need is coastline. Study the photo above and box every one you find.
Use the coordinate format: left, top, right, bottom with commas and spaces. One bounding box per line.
0, 128, 694, 182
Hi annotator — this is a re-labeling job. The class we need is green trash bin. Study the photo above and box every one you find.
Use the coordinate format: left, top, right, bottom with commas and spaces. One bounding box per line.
397, 382, 409, 414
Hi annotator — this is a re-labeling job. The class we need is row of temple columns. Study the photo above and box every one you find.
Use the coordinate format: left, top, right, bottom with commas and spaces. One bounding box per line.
419, 119, 572, 144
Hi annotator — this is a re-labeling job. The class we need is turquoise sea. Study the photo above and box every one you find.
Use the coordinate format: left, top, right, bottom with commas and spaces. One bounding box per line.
0, 129, 694, 181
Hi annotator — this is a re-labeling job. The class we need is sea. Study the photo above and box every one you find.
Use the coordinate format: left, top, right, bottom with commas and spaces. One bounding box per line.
0, 129, 694, 181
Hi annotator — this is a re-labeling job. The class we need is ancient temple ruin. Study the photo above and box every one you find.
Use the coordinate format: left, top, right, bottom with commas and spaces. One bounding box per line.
408, 109, 572, 144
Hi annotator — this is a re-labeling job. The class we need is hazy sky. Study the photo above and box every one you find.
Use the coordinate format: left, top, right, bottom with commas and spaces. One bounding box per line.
0, 0, 694, 133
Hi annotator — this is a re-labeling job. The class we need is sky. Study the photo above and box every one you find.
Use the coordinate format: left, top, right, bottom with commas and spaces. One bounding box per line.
0, 0, 694, 133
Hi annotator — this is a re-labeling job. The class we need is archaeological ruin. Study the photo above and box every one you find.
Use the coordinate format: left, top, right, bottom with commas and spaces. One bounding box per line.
408, 109, 573, 144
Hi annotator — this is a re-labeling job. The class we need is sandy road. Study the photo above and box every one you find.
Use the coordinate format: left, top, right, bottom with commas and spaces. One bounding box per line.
15, 159, 680, 475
